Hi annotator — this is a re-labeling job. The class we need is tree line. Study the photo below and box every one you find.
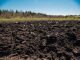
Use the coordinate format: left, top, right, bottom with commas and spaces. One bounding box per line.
0, 9, 80, 19
0, 9, 47, 19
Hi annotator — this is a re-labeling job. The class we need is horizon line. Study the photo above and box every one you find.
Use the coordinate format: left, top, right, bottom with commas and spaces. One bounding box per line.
0, 9, 80, 16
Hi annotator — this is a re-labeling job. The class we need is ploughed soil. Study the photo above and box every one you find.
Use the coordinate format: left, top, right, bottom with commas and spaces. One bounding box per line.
0, 20, 80, 60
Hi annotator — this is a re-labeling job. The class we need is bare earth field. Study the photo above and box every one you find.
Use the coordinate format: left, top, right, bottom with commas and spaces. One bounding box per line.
0, 20, 80, 60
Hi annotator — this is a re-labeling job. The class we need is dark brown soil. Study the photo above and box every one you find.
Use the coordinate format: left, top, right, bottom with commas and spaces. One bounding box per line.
0, 20, 80, 60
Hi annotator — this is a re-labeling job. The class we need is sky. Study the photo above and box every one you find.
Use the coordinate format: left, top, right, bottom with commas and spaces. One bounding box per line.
0, 0, 80, 15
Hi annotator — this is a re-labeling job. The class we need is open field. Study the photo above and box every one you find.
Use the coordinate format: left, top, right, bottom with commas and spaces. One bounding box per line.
0, 17, 80, 23
0, 20, 80, 60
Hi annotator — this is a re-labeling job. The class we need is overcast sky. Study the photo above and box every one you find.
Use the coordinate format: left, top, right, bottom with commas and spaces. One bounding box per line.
0, 0, 80, 15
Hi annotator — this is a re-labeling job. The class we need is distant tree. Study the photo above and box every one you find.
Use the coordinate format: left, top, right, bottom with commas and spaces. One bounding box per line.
0, 10, 2, 15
